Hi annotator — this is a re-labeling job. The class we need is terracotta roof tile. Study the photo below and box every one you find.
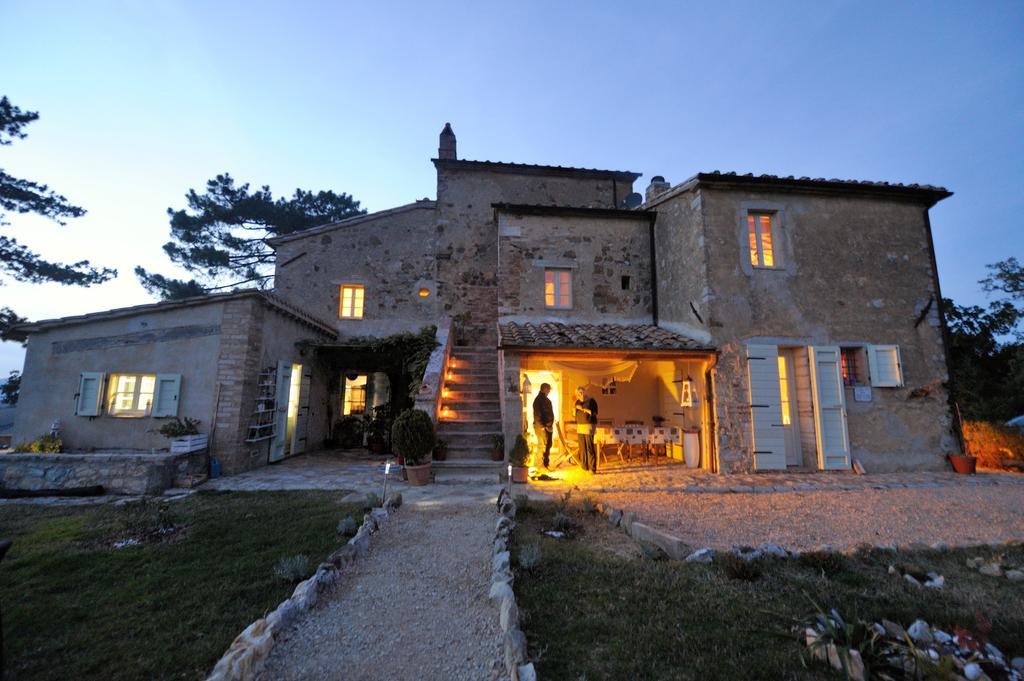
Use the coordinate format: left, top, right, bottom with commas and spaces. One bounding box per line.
499, 321, 712, 352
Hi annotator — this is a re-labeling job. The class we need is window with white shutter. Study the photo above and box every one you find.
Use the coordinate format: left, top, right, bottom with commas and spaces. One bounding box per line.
151, 374, 182, 417
867, 345, 903, 387
75, 372, 105, 416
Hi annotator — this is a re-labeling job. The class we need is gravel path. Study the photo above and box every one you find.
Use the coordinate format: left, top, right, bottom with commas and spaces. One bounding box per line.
598, 485, 1024, 551
260, 502, 504, 681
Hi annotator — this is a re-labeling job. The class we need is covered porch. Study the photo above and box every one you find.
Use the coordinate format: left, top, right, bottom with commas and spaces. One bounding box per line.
499, 321, 717, 474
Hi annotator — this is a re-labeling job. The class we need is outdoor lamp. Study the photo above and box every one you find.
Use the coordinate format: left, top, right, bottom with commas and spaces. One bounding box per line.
680, 377, 694, 407
521, 374, 532, 395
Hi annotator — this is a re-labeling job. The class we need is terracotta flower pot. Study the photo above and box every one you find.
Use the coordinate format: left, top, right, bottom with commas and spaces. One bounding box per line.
405, 462, 432, 486
511, 466, 529, 483
949, 454, 977, 474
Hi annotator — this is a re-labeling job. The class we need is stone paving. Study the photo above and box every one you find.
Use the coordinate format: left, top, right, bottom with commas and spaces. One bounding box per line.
517, 456, 1024, 499
202, 449, 498, 506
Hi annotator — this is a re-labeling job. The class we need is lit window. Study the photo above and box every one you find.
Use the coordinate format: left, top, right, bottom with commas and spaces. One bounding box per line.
545, 269, 572, 309
107, 374, 156, 417
747, 212, 777, 268
777, 357, 791, 425
343, 374, 368, 415
339, 285, 364, 318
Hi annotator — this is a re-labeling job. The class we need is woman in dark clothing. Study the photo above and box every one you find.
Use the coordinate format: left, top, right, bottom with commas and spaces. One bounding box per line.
573, 386, 598, 474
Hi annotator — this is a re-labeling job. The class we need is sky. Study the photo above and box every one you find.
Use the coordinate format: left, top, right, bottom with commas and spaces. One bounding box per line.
2, 0, 1022, 377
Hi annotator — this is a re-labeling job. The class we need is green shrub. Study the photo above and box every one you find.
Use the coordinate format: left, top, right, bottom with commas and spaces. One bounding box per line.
552, 512, 573, 533
336, 516, 359, 537
334, 416, 365, 449
514, 494, 530, 512
157, 417, 201, 438
510, 434, 530, 466
13, 433, 62, 453
363, 492, 382, 510
579, 495, 599, 514
519, 543, 542, 570
273, 554, 310, 583
391, 409, 435, 465
963, 420, 1024, 468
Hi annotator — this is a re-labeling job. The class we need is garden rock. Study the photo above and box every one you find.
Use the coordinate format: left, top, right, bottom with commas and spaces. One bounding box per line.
1006, 568, 1024, 582
1011, 657, 1024, 671
685, 547, 714, 563
964, 662, 982, 680
504, 629, 527, 669
489, 580, 514, 602
517, 663, 537, 681
607, 508, 623, 527
979, 562, 1003, 577
907, 619, 933, 644
758, 542, 789, 558
493, 550, 510, 572
499, 596, 519, 631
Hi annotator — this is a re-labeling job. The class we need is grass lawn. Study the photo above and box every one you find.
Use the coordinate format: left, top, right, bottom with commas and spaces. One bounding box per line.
512, 499, 1024, 681
0, 490, 367, 681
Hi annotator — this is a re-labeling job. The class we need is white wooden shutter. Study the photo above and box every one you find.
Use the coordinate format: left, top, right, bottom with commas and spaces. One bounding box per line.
746, 344, 786, 470
269, 361, 292, 463
151, 374, 182, 417
75, 372, 105, 416
867, 345, 903, 387
291, 366, 312, 455
808, 346, 851, 470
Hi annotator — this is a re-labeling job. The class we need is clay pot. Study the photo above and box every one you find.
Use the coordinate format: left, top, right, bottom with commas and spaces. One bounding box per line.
405, 462, 432, 486
511, 466, 529, 483
949, 454, 977, 474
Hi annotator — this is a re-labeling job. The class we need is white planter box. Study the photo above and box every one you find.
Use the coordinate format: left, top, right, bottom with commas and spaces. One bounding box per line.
170, 434, 209, 454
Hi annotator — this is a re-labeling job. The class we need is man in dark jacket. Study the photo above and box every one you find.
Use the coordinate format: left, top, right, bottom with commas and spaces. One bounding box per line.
574, 386, 599, 474
532, 383, 555, 469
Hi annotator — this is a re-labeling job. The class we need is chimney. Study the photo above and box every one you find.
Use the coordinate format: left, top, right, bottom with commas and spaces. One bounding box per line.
645, 175, 670, 203
438, 122, 457, 160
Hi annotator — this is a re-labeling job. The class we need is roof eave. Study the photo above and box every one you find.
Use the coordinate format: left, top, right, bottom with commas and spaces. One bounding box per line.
433, 158, 641, 182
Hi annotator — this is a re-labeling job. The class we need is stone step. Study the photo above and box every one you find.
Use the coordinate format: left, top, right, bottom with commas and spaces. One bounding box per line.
437, 420, 504, 434
431, 459, 504, 483
445, 391, 500, 401
439, 408, 501, 419
443, 432, 503, 448
446, 377, 499, 388
449, 368, 497, 378
452, 345, 497, 352
444, 446, 502, 461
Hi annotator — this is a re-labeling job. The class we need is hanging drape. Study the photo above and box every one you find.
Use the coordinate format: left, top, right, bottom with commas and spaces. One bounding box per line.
542, 359, 640, 386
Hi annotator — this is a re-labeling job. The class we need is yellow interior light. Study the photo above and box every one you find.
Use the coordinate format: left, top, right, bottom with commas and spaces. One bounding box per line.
418, 288, 430, 297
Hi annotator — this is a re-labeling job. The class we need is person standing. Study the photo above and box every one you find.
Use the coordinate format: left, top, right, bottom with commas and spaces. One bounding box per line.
573, 386, 599, 474
532, 382, 555, 469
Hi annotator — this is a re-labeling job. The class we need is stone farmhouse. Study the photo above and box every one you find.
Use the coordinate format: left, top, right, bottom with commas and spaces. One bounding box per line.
12, 124, 957, 476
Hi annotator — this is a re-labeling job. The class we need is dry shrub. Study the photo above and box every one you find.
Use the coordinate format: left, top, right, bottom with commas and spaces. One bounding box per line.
962, 420, 1024, 469
798, 551, 847, 577
720, 553, 762, 581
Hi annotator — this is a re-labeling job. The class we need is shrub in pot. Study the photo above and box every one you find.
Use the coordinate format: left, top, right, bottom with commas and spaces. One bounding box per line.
334, 416, 365, 449
491, 434, 505, 462
157, 418, 207, 453
392, 409, 435, 486
366, 416, 390, 454
510, 434, 530, 483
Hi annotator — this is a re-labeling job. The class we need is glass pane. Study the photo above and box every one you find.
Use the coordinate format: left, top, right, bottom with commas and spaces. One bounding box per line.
759, 215, 775, 267
777, 356, 791, 425
139, 375, 156, 412
545, 272, 555, 307
747, 215, 759, 266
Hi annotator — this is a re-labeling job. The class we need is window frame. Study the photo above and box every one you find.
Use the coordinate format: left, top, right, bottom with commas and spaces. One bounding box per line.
106, 373, 157, 418
839, 347, 870, 387
746, 211, 780, 269
544, 269, 573, 310
342, 373, 368, 415
338, 284, 365, 319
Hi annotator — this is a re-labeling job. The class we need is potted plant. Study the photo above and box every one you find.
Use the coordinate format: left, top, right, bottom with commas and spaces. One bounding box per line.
335, 416, 365, 449
432, 437, 448, 461
392, 408, 435, 486
490, 433, 505, 462
366, 416, 390, 455
949, 451, 977, 474
510, 434, 530, 483
158, 418, 207, 453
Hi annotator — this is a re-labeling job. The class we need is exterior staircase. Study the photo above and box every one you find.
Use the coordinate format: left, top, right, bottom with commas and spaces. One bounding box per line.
434, 345, 506, 483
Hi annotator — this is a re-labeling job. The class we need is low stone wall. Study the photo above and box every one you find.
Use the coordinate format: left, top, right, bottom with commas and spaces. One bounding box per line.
491, 489, 536, 681
205, 493, 402, 681
0, 450, 204, 495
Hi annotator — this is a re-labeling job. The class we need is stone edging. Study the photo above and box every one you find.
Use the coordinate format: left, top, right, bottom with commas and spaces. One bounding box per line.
205, 493, 403, 681
491, 490, 537, 681
587, 474, 1024, 496
595, 500, 1024, 562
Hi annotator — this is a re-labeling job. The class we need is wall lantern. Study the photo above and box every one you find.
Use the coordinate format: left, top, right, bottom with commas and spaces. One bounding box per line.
418, 288, 430, 297
521, 374, 532, 395
679, 377, 694, 408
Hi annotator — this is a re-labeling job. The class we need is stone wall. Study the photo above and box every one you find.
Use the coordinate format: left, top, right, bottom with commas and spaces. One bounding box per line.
0, 451, 196, 495
651, 187, 712, 343
14, 303, 226, 451
696, 188, 953, 472
272, 203, 440, 339
497, 211, 653, 323
435, 165, 635, 342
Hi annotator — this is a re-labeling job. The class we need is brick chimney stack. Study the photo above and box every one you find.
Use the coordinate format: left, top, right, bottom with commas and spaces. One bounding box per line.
645, 175, 670, 203
438, 123, 457, 160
